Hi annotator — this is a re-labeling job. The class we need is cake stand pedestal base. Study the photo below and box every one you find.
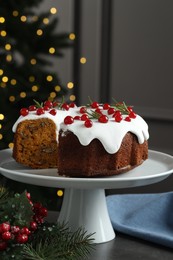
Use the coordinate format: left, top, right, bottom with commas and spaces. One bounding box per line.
58, 188, 115, 244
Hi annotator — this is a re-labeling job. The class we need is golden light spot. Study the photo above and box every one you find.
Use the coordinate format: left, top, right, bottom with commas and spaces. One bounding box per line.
32, 16, 38, 22
80, 57, 87, 64
32, 85, 38, 92
69, 33, 76, 40
49, 47, 55, 54
29, 76, 35, 82
13, 11, 19, 17
11, 79, 17, 85
43, 18, 49, 24
55, 85, 61, 92
20, 92, 26, 98
0, 83, 6, 88
50, 92, 56, 98
0, 114, 5, 120
20, 16, 27, 22
50, 7, 57, 14
9, 96, 15, 102
0, 134, 3, 140
46, 75, 53, 82
5, 44, 11, 50
0, 69, 3, 75
6, 54, 12, 62
2, 76, 8, 83
67, 82, 74, 89
8, 143, 14, 149
37, 29, 43, 36
30, 58, 36, 65
0, 17, 5, 23
70, 95, 76, 102
1, 30, 7, 37
0, 124, 2, 129
57, 190, 63, 197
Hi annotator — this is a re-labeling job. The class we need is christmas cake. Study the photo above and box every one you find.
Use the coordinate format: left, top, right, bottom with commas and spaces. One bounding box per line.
58, 102, 149, 177
12, 100, 77, 168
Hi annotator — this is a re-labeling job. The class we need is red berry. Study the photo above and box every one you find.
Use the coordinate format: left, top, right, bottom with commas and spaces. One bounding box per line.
108, 107, 115, 115
43, 105, 50, 111
81, 114, 89, 121
20, 227, 31, 235
103, 103, 110, 110
98, 115, 108, 123
36, 108, 45, 115
2, 231, 12, 241
84, 119, 93, 128
64, 116, 74, 125
62, 103, 69, 111
39, 207, 48, 217
16, 234, 28, 244
127, 106, 133, 112
113, 110, 122, 117
11, 226, 20, 234
125, 116, 131, 122
30, 221, 38, 231
44, 100, 53, 108
91, 102, 99, 108
79, 107, 86, 114
0, 223, 10, 233
69, 102, 76, 108
0, 241, 7, 251
26, 192, 31, 200
95, 108, 102, 115
20, 108, 29, 116
114, 114, 123, 122
49, 109, 57, 116
28, 105, 37, 111
129, 111, 136, 119
74, 115, 81, 120
53, 101, 58, 107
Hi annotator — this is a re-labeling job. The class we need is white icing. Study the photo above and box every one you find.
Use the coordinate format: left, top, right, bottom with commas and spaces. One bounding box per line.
60, 114, 149, 154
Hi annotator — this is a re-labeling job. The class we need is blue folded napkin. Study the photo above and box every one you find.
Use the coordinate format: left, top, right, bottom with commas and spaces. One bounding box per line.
106, 192, 173, 248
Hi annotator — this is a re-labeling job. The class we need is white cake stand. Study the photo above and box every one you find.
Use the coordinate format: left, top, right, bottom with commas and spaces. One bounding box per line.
0, 149, 173, 244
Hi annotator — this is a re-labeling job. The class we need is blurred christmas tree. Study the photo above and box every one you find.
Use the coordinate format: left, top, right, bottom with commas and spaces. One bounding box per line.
0, 0, 72, 150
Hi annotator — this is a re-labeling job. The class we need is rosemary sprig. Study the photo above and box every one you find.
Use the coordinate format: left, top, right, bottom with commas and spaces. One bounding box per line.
112, 98, 132, 115
33, 99, 43, 108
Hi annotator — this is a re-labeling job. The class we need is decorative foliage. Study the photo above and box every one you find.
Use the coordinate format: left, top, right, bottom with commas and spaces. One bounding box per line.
0, 188, 95, 259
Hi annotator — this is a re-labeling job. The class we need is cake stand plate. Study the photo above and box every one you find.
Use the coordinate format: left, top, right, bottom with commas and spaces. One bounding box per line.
0, 149, 173, 244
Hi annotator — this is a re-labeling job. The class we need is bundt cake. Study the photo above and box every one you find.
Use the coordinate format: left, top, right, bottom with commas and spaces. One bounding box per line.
57, 102, 149, 177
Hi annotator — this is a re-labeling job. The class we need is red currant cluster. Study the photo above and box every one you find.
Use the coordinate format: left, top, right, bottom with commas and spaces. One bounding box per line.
20, 100, 76, 117
0, 193, 48, 251
63, 101, 136, 128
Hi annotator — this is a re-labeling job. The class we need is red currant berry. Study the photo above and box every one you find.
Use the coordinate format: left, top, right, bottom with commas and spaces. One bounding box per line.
33, 215, 44, 224
2, 231, 12, 241
26, 192, 31, 200
62, 103, 69, 111
84, 119, 93, 128
113, 110, 122, 117
16, 234, 28, 244
49, 109, 57, 116
108, 107, 115, 115
30, 221, 38, 231
95, 108, 102, 115
44, 100, 53, 108
125, 116, 131, 122
64, 116, 74, 125
53, 101, 58, 107
81, 114, 89, 121
28, 105, 37, 111
43, 105, 49, 111
0, 241, 7, 251
91, 102, 99, 108
33, 202, 42, 209
20, 227, 31, 235
11, 226, 20, 234
39, 207, 48, 217
69, 102, 76, 108
98, 115, 108, 123
79, 107, 86, 114
36, 108, 45, 115
0, 223, 10, 233
114, 114, 123, 122
74, 115, 81, 120
20, 108, 29, 117
129, 111, 136, 119
103, 103, 110, 110
127, 106, 133, 112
